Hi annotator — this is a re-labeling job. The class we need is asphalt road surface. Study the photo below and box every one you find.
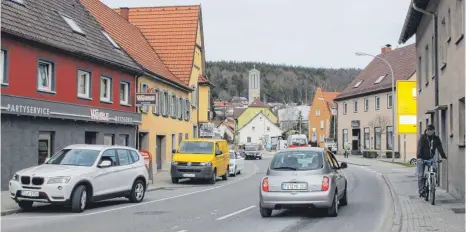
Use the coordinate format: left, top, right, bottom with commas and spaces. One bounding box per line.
1, 156, 393, 232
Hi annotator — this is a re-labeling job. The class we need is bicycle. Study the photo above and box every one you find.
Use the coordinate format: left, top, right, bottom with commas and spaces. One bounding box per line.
420, 159, 442, 205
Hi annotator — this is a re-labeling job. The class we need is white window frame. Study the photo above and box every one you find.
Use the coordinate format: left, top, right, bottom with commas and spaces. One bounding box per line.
354, 80, 363, 88
60, 14, 85, 35
374, 75, 386, 84
320, 120, 324, 129
353, 100, 358, 113
343, 102, 347, 115
375, 96, 380, 111
1, 49, 7, 85
316, 109, 320, 116
37, 60, 54, 92
77, 70, 91, 99
100, 76, 112, 102
101, 30, 120, 49
320, 134, 325, 142
120, 82, 130, 105
387, 94, 393, 109
152, 89, 160, 115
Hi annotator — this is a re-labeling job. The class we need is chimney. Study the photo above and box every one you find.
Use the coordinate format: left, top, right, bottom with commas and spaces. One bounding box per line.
381, 44, 392, 54
120, 7, 129, 21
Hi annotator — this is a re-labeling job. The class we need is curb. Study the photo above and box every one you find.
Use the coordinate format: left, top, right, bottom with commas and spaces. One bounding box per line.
1, 208, 22, 216
337, 160, 370, 167
381, 174, 402, 232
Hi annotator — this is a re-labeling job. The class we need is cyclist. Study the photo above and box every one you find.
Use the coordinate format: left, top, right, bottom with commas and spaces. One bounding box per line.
417, 124, 447, 196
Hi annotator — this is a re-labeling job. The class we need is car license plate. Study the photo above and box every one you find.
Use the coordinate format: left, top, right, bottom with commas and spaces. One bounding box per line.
183, 174, 195, 178
21, 190, 39, 197
282, 183, 307, 190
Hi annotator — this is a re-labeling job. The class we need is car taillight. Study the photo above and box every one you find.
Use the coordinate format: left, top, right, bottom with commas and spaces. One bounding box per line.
262, 177, 269, 192
321, 176, 329, 191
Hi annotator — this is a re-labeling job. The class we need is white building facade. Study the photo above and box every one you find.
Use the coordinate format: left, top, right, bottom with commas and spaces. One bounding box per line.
237, 112, 283, 145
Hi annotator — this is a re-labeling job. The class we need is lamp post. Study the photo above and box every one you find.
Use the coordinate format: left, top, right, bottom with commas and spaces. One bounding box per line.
355, 52, 396, 162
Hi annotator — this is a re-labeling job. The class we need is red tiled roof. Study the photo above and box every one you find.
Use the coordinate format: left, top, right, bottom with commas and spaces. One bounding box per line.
322, 91, 340, 108
115, 6, 201, 84
249, 98, 267, 108
335, 44, 416, 101
198, 74, 214, 86
80, 0, 187, 88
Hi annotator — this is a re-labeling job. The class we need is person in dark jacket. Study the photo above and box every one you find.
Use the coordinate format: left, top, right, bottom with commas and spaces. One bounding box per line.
417, 124, 447, 195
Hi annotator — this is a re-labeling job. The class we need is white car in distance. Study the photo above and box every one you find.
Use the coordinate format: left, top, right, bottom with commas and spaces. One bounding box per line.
229, 150, 245, 176
9, 144, 149, 213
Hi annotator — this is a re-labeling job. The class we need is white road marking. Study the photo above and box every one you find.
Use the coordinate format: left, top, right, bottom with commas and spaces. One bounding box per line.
2, 163, 260, 221
215, 205, 256, 220
176, 230, 188, 232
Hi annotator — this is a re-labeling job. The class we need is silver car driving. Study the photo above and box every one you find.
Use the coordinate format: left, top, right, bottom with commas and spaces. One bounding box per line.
259, 147, 348, 217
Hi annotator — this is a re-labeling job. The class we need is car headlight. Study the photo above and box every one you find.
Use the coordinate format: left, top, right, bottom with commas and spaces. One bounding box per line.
47, 176, 71, 184
199, 162, 212, 166
172, 161, 178, 165
11, 174, 19, 181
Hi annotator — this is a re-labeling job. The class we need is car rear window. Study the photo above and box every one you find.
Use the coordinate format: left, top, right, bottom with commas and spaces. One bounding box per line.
178, 141, 213, 154
270, 150, 324, 171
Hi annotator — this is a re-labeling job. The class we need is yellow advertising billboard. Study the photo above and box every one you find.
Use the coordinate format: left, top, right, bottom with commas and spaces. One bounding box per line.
396, 80, 417, 134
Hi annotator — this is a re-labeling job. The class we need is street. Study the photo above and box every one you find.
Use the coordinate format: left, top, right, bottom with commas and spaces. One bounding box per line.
1, 156, 393, 232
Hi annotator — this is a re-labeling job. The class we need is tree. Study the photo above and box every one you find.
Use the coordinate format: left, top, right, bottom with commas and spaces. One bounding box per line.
368, 115, 390, 151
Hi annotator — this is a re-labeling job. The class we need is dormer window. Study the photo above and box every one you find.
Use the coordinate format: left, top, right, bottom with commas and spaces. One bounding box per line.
374, 75, 386, 84
101, 31, 120, 49
60, 14, 85, 35
9, 0, 24, 5
354, 80, 363, 88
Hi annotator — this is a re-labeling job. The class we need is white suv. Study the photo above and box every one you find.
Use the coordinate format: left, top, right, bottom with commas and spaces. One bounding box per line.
9, 144, 149, 213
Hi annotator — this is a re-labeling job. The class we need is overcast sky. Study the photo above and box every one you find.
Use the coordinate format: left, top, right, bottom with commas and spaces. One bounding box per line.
102, 0, 416, 69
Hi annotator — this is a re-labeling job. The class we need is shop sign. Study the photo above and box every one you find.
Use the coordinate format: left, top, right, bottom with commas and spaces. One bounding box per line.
136, 93, 157, 106
351, 120, 360, 128
3, 104, 51, 116
199, 122, 214, 137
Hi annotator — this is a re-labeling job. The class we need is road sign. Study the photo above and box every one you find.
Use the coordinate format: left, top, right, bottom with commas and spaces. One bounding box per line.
396, 80, 417, 134
136, 93, 157, 106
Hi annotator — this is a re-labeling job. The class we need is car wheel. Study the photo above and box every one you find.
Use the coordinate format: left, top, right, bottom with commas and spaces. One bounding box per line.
71, 185, 87, 213
238, 169, 241, 175
259, 156, 262, 160
208, 170, 216, 185
260, 206, 272, 217
129, 179, 145, 203
171, 178, 179, 184
17, 201, 33, 211
340, 186, 348, 206
327, 191, 338, 217
222, 166, 229, 180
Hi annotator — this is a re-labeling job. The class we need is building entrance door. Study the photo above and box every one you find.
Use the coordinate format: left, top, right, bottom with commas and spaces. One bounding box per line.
156, 135, 165, 170
352, 129, 361, 155
38, 132, 53, 164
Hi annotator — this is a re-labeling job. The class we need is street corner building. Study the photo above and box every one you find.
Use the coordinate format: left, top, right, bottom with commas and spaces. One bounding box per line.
334, 44, 418, 160
398, 0, 465, 200
0, 0, 142, 190
308, 88, 339, 148
108, 3, 213, 170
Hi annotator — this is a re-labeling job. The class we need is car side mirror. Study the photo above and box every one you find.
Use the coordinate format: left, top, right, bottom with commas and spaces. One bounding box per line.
172, 149, 177, 154
98, 160, 112, 168
216, 150, 222, 156
340, 162, 348, 169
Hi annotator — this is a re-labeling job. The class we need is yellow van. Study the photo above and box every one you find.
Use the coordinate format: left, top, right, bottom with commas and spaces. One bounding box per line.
171, 139, 230, 184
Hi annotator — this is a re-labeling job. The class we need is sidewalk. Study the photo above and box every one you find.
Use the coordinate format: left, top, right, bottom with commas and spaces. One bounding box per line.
338, 154, 465, 232
1, 170, 183, 216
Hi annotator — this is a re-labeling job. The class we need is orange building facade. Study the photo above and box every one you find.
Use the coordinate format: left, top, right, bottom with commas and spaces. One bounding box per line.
308, 88, 340, 147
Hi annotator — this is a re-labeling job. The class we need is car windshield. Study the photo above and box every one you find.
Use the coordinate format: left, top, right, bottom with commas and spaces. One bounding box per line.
245, 146, 257, 151
270, 150, 324, 171
45, 149, 100, 167
292, 138, 307, 146
178, 142, 213, 154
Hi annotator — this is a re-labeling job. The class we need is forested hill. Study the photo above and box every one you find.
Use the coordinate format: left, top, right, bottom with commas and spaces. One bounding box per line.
206, 61, 361, 104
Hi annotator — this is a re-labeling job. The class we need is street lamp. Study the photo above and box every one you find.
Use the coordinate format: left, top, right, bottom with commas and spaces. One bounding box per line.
355, 52, 396, 163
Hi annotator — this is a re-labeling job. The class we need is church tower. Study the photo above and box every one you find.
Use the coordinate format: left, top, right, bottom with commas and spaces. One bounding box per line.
248, 66, 260, 105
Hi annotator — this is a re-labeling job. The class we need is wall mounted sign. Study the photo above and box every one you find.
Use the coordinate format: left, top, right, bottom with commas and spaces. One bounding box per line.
351, 120, 360, 128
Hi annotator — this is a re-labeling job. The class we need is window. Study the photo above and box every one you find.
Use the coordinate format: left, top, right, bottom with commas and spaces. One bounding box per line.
252, 126, 256, 131
447, 8, 452, 41
129, 150, 140, 163
387, 94, 393, 109
192, 85, 198, 108
374, 75, 386, 84
374, 127, 381, 150
152, 89, 160, 115
386, 126, 393, 150
364, 127, 370, 149
425, 45, 430, 82
320, 134, 325, 142
100, 76, 112, 102
450, 103, 454, 136
316, 109, 320, 116
185, 100, 191, 121
353, 100, 358, 112
1, 49, 7, 85
167, 93, 172, 117
117, 149, 132, 166
354, 80, 363, 88
185, 133, 189, 140
267, 126, 270, 131
181, 99, 186, 119
119, 135, 129, 146
61, 14, 85, 35
120, 82, 130, 105
139, 84, 149, 113
459, 98, 465, 145
343, 102, 347, 115
342, 129, 348, 149
77, 70, 91, 98
320, 120, 324, 129
418, 56, 423, 89
10, 0, 24, 5
431, 36, 435, 75
171, 94, 176, 118
247, 137, 251, 143
104, 134, 114, 145
456, 0, 465, 41
101, 31, 120, 49
375, 96, 380, 110
37, 60, 54, 92
364, 98, 369, 112
165, 92, 169, 117
178, 97, 183, 119
101, 149, 117, 166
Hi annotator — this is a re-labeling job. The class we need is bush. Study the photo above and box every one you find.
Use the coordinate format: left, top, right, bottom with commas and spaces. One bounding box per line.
385, 151, 401, 158
362, 151, 378, 158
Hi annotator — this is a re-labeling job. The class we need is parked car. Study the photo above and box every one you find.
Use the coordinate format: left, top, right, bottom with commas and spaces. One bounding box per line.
9, 144, 149, 213
244, 145, 262, 160
229, 150, 245, 176
171, 139, 230, 184
259, 147, 348, 217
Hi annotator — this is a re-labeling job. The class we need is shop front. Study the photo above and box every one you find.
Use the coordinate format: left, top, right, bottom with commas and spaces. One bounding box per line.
0, 95, 141, 190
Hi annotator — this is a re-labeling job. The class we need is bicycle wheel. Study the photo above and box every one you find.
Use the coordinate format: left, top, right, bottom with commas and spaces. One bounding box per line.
423, 177, 429, 202
430, 175, 436, 205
